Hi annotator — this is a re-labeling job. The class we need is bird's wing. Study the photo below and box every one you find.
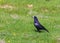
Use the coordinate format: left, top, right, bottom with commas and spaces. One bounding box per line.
39, 23, 49, 32
35, 23, 43, 29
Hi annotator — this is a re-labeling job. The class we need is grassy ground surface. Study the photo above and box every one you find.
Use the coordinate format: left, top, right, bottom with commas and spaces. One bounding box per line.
0, 0, 60, 43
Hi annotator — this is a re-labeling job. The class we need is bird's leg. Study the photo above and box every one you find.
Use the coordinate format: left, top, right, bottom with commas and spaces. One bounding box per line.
34, 29, 42, 32
36, 29, 42, 32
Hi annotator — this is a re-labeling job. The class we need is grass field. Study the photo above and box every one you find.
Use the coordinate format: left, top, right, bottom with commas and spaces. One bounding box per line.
0, 0, 60, 43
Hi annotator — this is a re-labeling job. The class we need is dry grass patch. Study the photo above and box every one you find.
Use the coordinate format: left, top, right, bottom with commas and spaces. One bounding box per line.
0, 39, 5, 43
0, 4, 16, 10
10, 14, 20, 19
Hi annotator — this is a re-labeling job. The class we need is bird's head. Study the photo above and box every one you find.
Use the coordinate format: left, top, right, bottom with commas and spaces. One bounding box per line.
32, 16, 37, 19
32, 16, 39, 23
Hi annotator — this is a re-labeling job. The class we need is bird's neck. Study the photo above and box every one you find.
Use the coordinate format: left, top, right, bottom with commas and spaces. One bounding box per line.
34, 18, 39, 23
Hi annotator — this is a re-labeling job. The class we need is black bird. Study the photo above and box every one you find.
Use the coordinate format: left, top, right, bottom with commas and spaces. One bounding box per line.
33, 16, 49, 32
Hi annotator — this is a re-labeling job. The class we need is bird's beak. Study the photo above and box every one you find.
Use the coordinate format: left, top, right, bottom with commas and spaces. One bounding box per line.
32, 16, 34, 18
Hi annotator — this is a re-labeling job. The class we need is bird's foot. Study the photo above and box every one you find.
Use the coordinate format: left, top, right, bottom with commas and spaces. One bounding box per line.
35, 30, 42, 33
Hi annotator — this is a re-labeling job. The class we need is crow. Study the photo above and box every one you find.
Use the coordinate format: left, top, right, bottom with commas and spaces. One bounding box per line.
33, 16, 49, 32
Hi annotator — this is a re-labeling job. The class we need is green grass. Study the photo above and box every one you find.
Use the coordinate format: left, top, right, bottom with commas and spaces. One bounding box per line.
0, 0, 60, 43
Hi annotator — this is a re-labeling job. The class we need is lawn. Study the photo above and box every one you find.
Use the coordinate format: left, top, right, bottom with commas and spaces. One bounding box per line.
0, 0, 60, 43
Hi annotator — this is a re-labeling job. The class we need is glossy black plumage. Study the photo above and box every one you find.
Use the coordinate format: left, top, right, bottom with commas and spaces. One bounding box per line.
33, 16, 49, 32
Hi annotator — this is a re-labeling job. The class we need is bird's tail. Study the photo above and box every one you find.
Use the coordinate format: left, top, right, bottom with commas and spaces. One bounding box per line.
44, 29, 49, 32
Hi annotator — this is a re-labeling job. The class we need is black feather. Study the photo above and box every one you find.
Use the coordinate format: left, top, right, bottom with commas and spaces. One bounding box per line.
33, 16, 49, 32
